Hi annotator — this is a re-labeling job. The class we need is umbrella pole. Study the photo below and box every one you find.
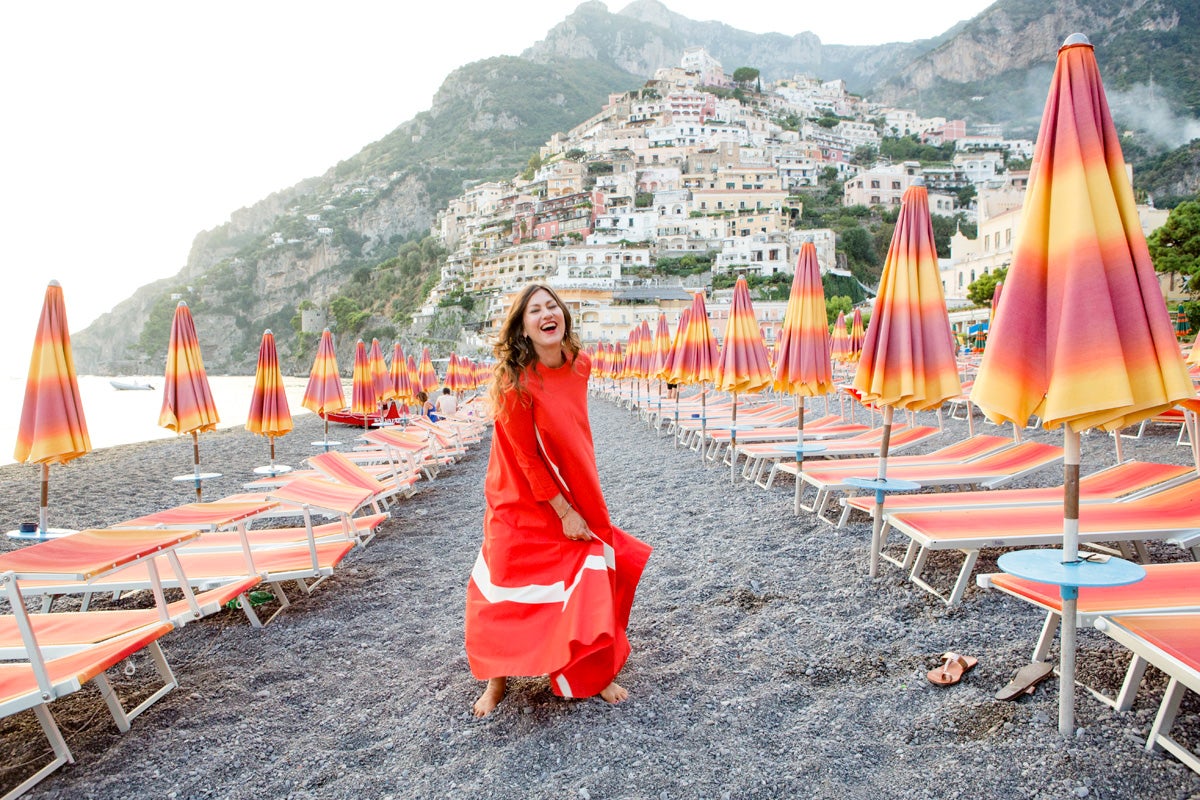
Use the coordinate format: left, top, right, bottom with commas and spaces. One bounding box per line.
794, 401, 805, 515
700, 387, 707, 462
191, 431, 202, 501
673, 394, 680, 449
269, 436, 277, 470
323, 417, 331, 452
869, 406, 895, 578
730, 393, 739, 483
1059, 426, 1082, 737
39, 463, 49, 534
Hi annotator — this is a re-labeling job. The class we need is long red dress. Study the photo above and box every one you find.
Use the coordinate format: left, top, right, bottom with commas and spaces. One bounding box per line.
465, 350, 652, 698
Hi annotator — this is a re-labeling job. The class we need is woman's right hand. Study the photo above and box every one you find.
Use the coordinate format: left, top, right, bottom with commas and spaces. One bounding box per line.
559, 508, 592, 541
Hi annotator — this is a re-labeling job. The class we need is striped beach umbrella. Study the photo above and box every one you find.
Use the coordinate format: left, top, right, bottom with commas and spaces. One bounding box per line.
159, 301, 220, 499
715, 276, 774, 482
1175, 304, 1191, 339
669, 292, 720, 458
847, 308, 866, 363
390, 343, 414, 408
350, 339, 377, 430
302, 328, 345, 448
971, 34, 1194, 737
418, 348, 438, 395
652, 313, 672, 382
406, 354, 420, 396
853, 179, 962, 576
13, 280, 91, 538
246, 329, 293, 474
369, 338, 394, 405
773, 244, 835, 509
830, 312, 851, 363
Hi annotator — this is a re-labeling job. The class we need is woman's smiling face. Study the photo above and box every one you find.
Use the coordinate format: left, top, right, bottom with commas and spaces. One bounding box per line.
522, 288, 565, 355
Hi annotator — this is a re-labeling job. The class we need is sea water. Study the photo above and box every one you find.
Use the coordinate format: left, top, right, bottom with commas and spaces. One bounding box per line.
0, 374, 325, 467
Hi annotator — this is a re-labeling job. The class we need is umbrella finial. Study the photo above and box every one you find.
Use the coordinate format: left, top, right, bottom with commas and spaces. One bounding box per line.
910, 175, 926, 187
47, 279, 61, 287
177, 300, 188, 308
264, 329, 272, 335
1062, 33, 1091, 48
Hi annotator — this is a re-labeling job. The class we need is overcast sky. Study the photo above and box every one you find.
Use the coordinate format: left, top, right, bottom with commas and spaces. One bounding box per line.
0, 0, 995, 381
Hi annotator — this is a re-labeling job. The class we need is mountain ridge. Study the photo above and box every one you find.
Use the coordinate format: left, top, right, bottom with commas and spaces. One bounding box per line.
70, 0, 1200, 375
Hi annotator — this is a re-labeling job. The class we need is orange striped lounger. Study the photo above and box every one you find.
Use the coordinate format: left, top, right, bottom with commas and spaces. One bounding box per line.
885, 480, 1200, 607
1093, 613, 1200, 774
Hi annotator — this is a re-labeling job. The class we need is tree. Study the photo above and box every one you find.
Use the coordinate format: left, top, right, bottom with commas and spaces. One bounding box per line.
826, 294, 853, 325
732, 67, 760, 87
966, 267, 1008, 307
1147, 198, 1200, 292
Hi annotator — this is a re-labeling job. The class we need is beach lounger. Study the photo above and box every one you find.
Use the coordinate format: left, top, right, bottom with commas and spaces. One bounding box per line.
841, 460, 1195, 527
792, 434, 1024, 519
308, 451, 419, 511
1093, 613, 1200, 774
748, 425, 944, 488
885, 479, 1200, 607
978, 562, 1200, 709
0, 620, 179, 799
359, 427, 451, 480
0, 577, 262, 658
2, 570, 178, 739
701, 420, 881, 465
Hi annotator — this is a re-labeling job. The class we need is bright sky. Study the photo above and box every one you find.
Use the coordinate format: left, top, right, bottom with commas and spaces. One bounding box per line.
0, 0, 994, 381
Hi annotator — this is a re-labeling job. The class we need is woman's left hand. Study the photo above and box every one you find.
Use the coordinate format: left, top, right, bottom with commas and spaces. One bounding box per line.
560, 508, 592, 541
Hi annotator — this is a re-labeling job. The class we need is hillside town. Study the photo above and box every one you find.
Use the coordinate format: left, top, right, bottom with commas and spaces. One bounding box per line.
399, 47, 1168, 352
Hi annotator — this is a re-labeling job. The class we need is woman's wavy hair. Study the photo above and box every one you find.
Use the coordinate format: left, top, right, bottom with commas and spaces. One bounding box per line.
488, 283, 582, 416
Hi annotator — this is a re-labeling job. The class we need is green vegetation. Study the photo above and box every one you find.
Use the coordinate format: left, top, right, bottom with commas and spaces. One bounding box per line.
966, 266, 1007, 307
1148, 198, 1200, 292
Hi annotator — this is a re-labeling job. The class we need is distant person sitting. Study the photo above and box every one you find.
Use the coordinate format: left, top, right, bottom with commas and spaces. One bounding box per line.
436, 387, 459, 418
417, 390, 437, 421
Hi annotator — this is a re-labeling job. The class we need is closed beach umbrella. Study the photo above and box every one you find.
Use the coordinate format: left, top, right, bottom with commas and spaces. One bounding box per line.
853, 179, 962, 576
246, 329, 293, 475
652, 313, 672, 382
670, 292, 720, 459
12, 280, 91, 538
350, 339, 377, 430
159, 301, 220, 499
773, 244, 835, 509
418, 348, 438, 395
1175, 304, 1191, 339
715, 277, 774, 482
847, 308, 866, 363
990, 280, 1004, 323
971, 35, 1194, 737
369, 338, 394, 406
390, 343, 413, 409
830, 311, 851, 363
302, 328, 345, 448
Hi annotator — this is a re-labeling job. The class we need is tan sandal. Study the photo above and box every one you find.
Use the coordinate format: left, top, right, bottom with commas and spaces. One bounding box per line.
927, 652, 979, 686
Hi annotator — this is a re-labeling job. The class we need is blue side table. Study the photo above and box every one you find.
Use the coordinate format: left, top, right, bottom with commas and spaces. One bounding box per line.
998, 548, 1145, 737
845, 476, 921, 577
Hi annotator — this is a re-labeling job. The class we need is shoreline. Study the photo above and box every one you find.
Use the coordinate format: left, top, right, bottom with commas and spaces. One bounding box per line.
2, 399, 1200, 799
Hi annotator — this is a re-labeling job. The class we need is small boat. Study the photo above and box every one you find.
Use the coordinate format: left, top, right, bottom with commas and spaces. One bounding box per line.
110, 379, 155, 391
320, 404, 403, 427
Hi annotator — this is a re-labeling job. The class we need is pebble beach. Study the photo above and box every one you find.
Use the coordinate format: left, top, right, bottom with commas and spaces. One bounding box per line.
2, 394, 1200, 800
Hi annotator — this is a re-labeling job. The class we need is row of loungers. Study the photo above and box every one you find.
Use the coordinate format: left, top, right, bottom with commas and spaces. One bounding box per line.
0, 405, 490, 798
600, 378, 1200, 775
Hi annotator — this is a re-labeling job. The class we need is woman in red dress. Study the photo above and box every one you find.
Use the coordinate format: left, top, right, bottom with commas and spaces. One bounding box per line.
466, 284, 652, 717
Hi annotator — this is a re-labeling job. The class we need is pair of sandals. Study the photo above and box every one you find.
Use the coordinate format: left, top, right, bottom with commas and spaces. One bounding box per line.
926, 652, 1054, 700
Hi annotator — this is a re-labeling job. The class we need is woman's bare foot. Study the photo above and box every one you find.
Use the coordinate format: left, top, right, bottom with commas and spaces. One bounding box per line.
599, 681, 628, 704
473, 677, 507, 717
